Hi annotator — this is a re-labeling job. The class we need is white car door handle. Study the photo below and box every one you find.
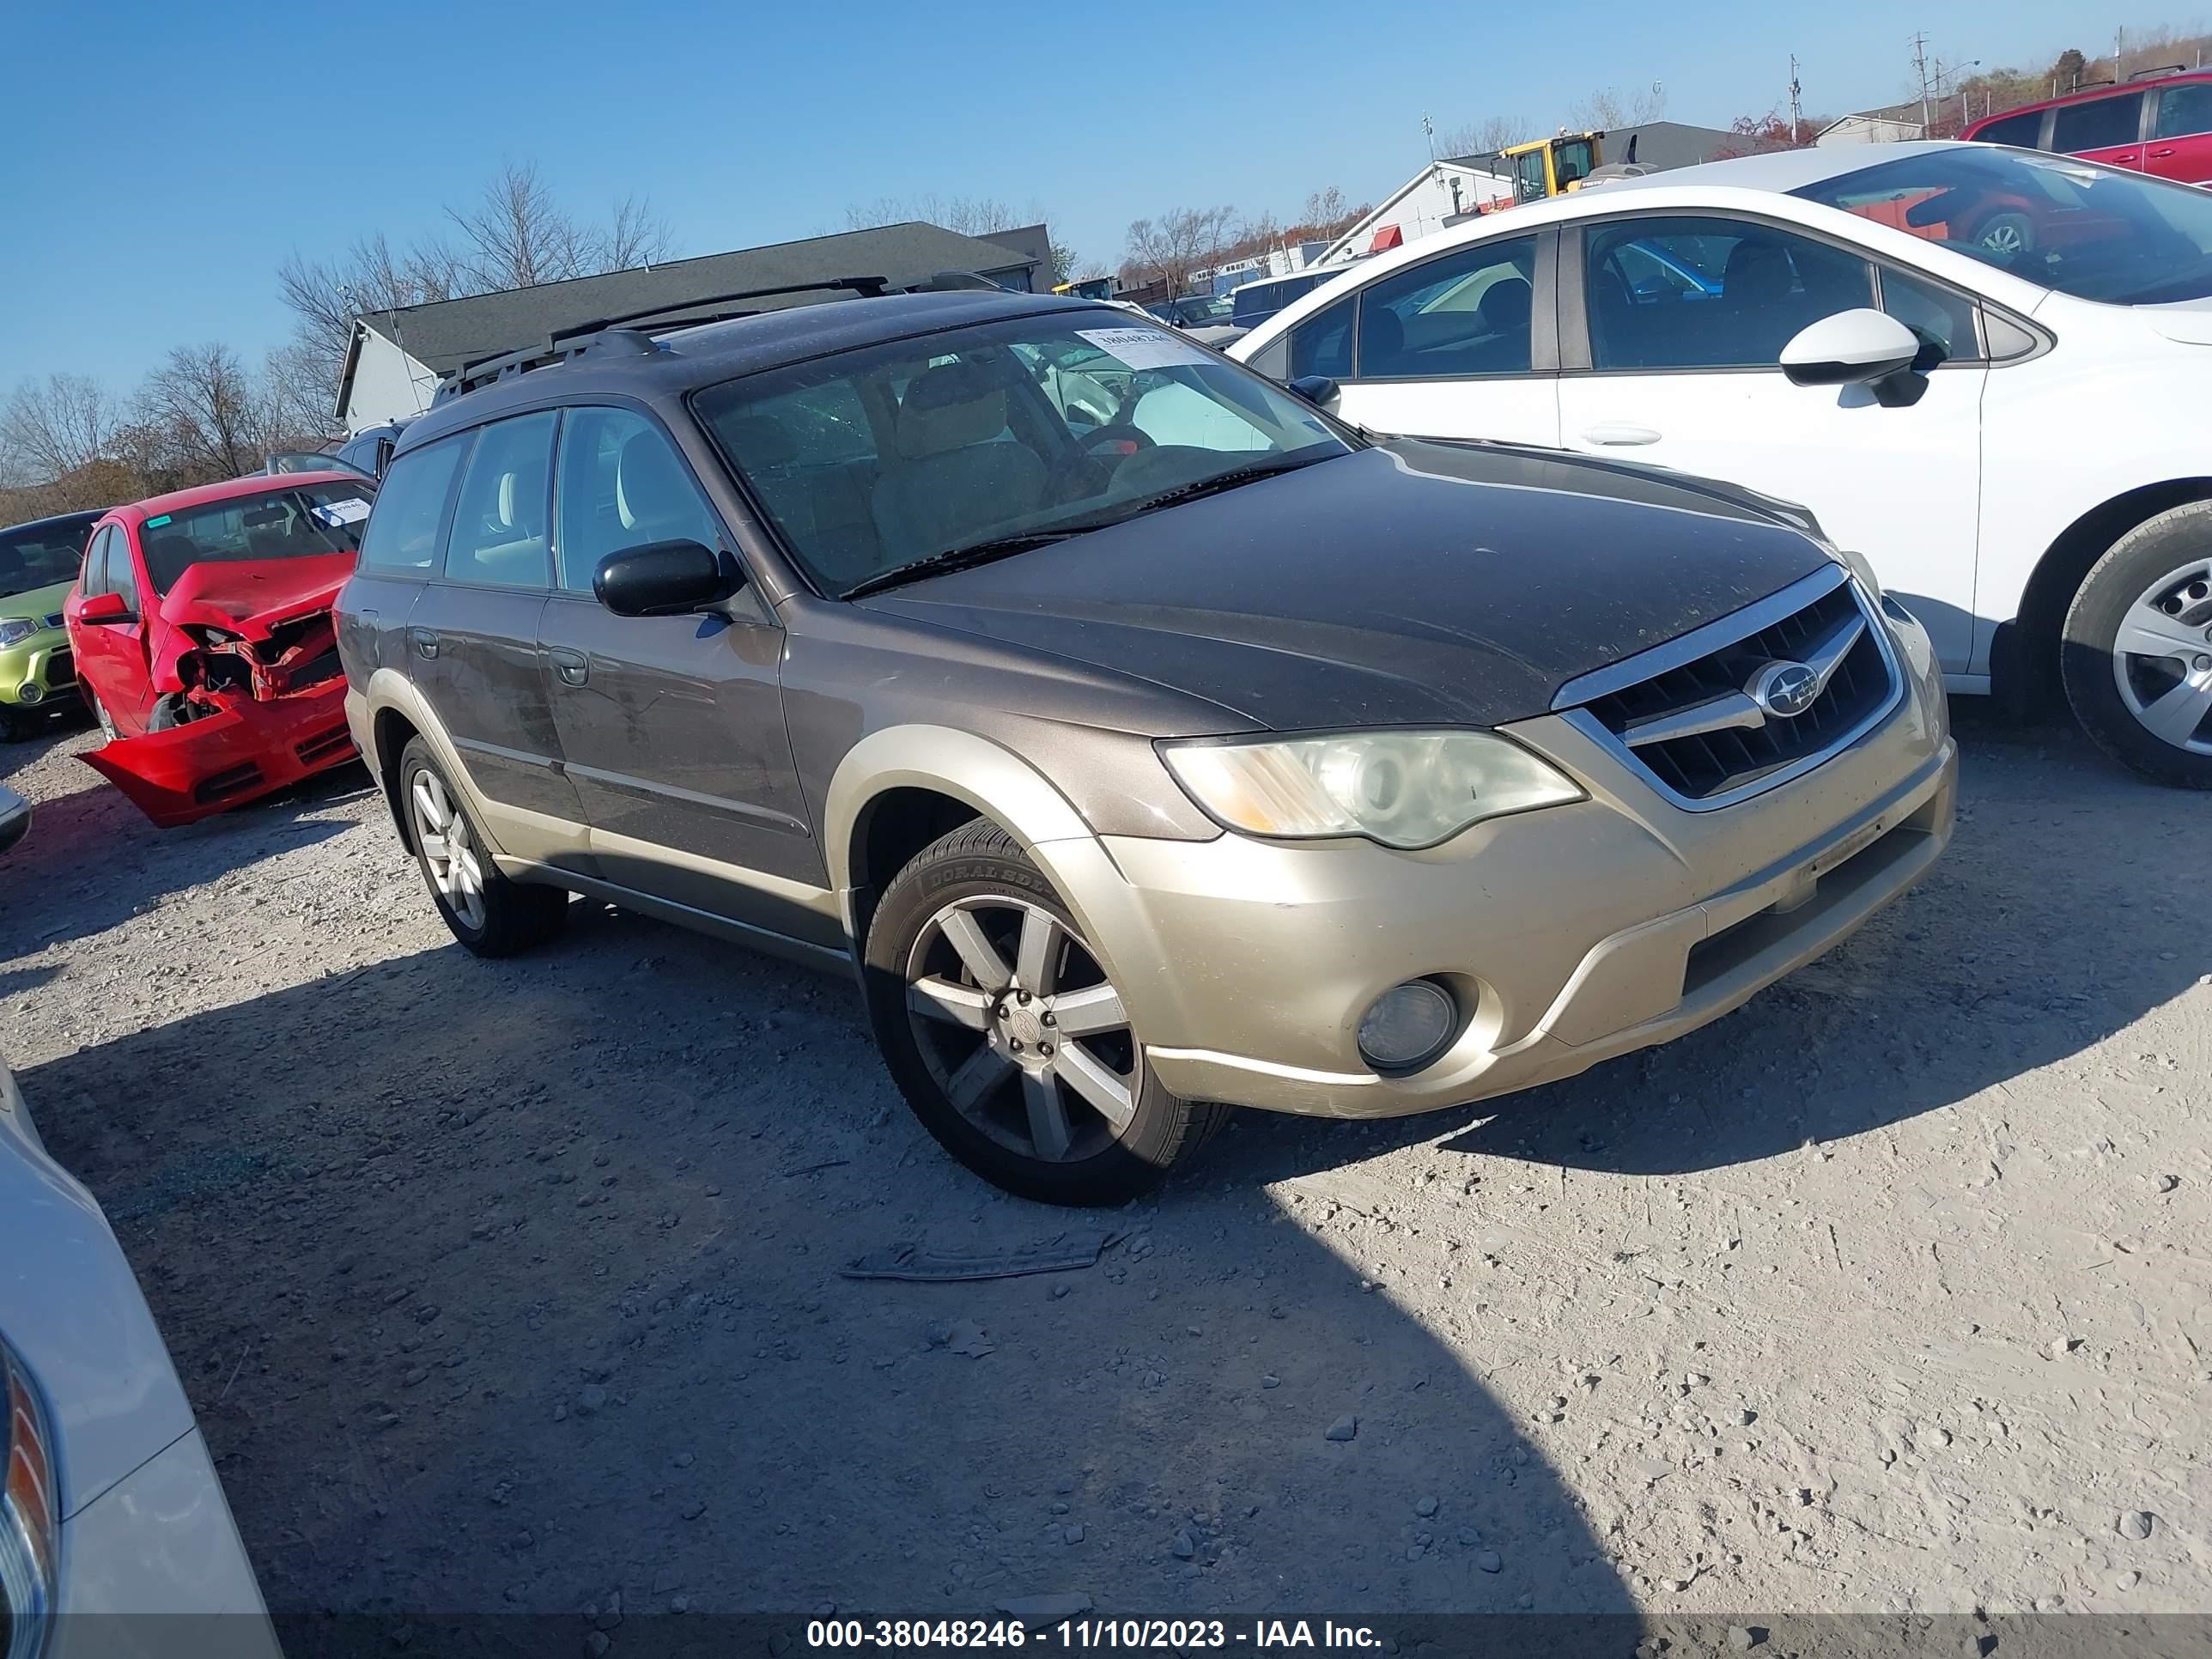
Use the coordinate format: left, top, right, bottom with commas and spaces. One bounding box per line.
1581, 422, 1662, 447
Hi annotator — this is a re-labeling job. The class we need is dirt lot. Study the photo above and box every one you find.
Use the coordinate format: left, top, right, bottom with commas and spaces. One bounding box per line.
2, 707, 2207, 1638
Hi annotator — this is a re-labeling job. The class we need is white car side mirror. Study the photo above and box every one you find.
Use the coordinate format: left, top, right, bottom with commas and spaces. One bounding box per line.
1779, 309, 1926, 405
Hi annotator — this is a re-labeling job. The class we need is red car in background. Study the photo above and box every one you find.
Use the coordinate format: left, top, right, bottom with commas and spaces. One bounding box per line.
1964, 69, 2212, 186
64, 472, 374, 827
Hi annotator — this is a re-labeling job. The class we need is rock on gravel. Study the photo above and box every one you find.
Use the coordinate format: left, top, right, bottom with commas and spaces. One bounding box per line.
1324, 1414, 1358, 1442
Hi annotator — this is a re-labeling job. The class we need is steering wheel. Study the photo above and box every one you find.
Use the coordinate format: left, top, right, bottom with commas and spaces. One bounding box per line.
1079, 422, 1155, 461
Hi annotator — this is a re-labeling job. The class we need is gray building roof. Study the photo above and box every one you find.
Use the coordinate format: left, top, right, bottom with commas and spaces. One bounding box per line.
1445, 119, 1741, 176
338, 220, 1050, 415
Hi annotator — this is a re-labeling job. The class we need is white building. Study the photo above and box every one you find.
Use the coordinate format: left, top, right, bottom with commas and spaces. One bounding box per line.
1317, 161, 1514, 266
1816, 110, 1928, 147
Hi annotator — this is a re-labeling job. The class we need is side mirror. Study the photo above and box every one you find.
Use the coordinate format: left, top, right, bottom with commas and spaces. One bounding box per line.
1285, 374, 1340, 407
1780, 309, 1926, 406
593, 539, 732, 617
76, 591, 135, 624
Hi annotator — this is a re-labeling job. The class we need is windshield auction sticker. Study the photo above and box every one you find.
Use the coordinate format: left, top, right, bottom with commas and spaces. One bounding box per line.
1074, 326, 1215, 371
313, 497, 372, 526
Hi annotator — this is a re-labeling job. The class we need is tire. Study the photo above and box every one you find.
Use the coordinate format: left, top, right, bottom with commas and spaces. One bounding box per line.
2060, 500, 2212, 788
863, 822, 1228, 1206
83, 685, 115, 745
398, 737, 568, 955
0, 706, 24, 743
1974, 210, 2034, 259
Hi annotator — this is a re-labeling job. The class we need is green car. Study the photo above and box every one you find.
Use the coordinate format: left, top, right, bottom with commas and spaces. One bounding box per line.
0, 508, 100, 740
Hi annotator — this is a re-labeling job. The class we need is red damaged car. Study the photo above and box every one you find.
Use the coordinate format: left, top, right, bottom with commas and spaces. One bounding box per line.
64, 472, 373, 826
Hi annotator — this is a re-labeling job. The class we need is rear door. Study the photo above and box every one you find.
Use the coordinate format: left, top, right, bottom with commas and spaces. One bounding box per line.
2146, 81, 2212, 183
2050, 88, 2149, 169
1293, 230, 1559, 447
69, 526, 153, 733
1555, 212, 1986, 672
409, 412, 584, 839
538, 404, 827, 939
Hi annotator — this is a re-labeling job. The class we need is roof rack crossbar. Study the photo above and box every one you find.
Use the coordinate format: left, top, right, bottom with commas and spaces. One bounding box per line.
547, 276, 894, 344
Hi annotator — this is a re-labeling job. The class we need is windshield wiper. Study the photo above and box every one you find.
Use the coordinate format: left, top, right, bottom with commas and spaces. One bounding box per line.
841, 532, 1082, 599
1109, 453, 1330, 520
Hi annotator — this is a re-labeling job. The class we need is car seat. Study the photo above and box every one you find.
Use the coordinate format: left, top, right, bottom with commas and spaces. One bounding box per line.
872, 361, 1047, 565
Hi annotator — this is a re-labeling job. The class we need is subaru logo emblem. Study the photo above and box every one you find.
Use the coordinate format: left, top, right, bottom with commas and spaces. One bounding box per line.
1751, 660, 1821, 719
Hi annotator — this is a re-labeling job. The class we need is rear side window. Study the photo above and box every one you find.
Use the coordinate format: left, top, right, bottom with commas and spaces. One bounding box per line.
554, 409, 722, 593
443, 413, 556, 588
358, 435, 467, 574
2157, 82, 2212, 139
2051, 92, 2143, 153
1288, 295, 1354, 379
1973, 109, 2045, 148
1354, 234, 1537, 380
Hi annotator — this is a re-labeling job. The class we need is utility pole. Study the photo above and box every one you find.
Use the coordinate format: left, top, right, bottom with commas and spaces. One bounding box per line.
1789, 53, 1803, 143
1422, 111, 1437, 161
1911, 31, 1933, 131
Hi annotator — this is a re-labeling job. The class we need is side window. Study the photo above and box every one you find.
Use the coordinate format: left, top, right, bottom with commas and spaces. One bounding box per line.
1974, 108, 2045, 148
1287, 295, 1354, 379
109, 530, 141, 612
2051, 92, 2144, 153
81, 526, 112, 596
357, 434, 468, 574
1354, 234, 1536, 380
1586, 216, 1875, 371
1514, 147, 1548, 202
1879, 269, 1980, 365
1553, 138, 1595, 187
554, 408, 722, 594
2156, 83, 2212, 139
444, 412, 557, 587
1245, 334, 1290, 381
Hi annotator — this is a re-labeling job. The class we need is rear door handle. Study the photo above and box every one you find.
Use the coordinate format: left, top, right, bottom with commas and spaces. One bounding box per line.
548, 647, 588, 687
408, 627, 440, 660
1581, 422, 1662, 447
2149, 147, 2177, 158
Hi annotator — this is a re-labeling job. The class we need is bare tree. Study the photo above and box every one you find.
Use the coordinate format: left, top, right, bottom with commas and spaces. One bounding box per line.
1569, 83, 1668, 129
136, 344, 278, 483
843, 193, 1048, 238
1434, 113, 1528, 158
447, 161, 598, 291
1122, 206, 1239, 296
599, 193, 677, 270
0, 374, 120, 483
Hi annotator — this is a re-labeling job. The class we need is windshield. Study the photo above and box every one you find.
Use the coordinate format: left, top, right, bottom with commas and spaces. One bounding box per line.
693, 313, 1350, 596
1794, 147, 2212, 304
140, 482, 374, 595
0, 516, 98, 602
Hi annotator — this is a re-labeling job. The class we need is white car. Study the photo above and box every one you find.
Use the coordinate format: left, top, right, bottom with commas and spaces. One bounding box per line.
0, 1057, 280, 1659
1231, 141, 2212, 787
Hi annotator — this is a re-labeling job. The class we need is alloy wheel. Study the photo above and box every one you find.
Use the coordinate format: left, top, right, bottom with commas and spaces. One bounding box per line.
903, 896, 1139, 1164
1978, 219, 2027, 258
410, 768, 489, 931
2111, 558, 2212, 755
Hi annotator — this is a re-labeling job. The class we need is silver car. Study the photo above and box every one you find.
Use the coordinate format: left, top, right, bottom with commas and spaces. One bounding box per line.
0, 1058, 279, 1659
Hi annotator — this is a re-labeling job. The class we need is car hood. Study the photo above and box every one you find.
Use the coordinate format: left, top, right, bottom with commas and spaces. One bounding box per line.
0, 1061, 195, 1522
0, 579, 75, 628
158, 552, 355, 637
859, 441, 1838, 730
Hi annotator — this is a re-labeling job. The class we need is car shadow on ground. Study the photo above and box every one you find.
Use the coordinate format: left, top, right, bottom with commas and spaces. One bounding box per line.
22, 903, 1638, 1636
0, 728, 366, 962
1212, 712, 2209, 1183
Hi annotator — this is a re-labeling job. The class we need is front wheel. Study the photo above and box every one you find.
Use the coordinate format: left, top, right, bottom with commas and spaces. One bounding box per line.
2061, 500, 2212, 788
398, 737, 568, 954
863, 822, 1227, 1206
83, 685, 116, 745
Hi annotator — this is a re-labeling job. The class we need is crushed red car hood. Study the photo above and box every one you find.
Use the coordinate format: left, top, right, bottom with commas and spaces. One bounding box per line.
158, 552, 354, 637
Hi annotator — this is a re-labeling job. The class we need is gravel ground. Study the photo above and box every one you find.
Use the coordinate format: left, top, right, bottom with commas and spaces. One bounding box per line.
2, 706, 2206, 1634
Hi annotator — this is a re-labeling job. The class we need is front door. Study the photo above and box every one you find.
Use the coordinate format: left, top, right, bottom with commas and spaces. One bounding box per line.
2146, 81, 2212, 184
1557, 214, 1986, 672
69, 526, 153, 732
538, 404, 827, 941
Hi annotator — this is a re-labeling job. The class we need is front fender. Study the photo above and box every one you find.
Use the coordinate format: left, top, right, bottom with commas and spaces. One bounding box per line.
821, 726, 1181, 1031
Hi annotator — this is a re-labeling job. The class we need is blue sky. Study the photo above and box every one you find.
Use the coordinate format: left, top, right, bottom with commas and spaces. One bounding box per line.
0, 0, 2133, 399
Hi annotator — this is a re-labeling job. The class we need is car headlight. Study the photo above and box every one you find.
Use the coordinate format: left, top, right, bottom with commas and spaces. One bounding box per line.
0, 621, 37, 650
1832, 546, 1883, 602
1, 1337, 57, 1659
1159, 729, 1583, 850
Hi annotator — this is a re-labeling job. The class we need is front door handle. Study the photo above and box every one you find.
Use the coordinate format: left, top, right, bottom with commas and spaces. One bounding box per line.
409, 627, 440, 660
2149, 147, 2177, 158
548, 647, 589, 688
1581, 422, 1662, 447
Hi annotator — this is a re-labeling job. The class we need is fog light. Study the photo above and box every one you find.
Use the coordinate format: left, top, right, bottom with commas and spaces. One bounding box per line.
15, 682, 39, 705
1358, 979, 1457, 1073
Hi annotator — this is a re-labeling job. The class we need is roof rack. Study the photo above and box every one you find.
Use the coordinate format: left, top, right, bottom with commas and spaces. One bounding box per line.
432, 270, 1008, 404
2129, 63, 2189, 80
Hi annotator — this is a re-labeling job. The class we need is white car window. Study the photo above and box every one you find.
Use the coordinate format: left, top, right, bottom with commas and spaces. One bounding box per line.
1586, 216, 1875, 371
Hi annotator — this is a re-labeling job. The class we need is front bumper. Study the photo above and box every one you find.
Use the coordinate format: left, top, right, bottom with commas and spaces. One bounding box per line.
1085, 608, 1955, 1119
82, 678, 356, 830
50, 1427, 282, 1659
0, 629, 79, 708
